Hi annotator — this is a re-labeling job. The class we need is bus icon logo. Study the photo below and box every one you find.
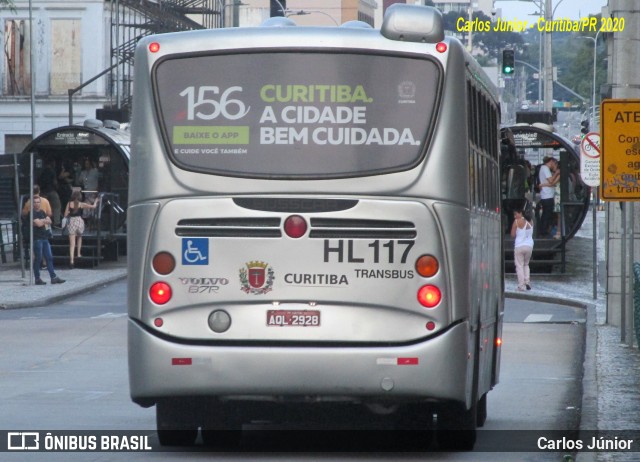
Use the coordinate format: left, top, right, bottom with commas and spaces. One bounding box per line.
7, 432, 40, 450
182, 238, 209, 265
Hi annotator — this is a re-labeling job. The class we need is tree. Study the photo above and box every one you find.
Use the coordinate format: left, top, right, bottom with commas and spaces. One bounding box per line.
0, 0, 17, 13
441, 10, 524, 63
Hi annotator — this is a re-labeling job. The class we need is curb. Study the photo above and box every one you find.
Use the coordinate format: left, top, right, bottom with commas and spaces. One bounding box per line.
0, 272, 128, 310
505, 290, 589, 309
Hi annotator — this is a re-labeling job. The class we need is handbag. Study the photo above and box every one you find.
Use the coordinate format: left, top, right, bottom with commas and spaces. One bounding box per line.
61, 216, 68, 229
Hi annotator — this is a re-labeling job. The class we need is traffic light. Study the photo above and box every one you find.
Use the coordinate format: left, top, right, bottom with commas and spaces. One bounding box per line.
502, 49, 515, 75
580, 119, 589, 134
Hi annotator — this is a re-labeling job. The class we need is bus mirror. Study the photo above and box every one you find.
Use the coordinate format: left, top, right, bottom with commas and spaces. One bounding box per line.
381, 4, 444, 44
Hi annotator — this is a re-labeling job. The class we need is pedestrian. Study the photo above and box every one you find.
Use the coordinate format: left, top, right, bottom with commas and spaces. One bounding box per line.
511, 206, 534, 291
21, 185, 53, 264
32, 197, 65, 286
63, 190, 99, 268
538, 156, 559, 238
78, 158, 99, 204
39, 158, 62, 227
21, 185, 53, 219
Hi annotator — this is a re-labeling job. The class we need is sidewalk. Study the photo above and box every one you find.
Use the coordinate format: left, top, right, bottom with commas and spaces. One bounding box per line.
0, 257, 127, 309
505, 210, 640, 461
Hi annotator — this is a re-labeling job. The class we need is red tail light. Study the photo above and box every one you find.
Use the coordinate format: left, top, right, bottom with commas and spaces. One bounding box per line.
149, 282, 172, 305
417, 285, 441, 308
149, 42, 160, 53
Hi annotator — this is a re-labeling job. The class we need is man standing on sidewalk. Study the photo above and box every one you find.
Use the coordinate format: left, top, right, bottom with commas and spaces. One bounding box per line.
32, 197, 65, 286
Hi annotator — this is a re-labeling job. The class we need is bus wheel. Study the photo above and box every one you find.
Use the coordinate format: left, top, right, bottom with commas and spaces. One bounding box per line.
436, 401, 477, 451
201, 403, 243, 449
393, 404, 434, 450
201, 429, 242, 449
156, 400, 199, 446
477, 393, 488, 427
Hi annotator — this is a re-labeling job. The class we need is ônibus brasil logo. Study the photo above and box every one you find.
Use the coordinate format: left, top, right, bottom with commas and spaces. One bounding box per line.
239, 261, 274, 295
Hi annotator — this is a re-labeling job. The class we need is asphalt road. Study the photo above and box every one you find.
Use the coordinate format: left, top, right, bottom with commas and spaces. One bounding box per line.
0, 281, 585, 461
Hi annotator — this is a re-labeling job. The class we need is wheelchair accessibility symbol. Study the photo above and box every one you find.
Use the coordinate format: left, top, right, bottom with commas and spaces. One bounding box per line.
182, 238, 209, 265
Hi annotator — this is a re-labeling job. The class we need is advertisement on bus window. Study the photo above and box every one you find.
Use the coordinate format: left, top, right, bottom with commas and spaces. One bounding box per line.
154, 52, 440, 177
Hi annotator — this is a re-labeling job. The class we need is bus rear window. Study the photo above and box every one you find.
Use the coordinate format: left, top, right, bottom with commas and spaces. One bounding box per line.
153, 52, 440, 178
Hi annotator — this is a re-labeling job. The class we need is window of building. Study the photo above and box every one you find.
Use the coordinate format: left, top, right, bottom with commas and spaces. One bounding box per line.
50, 19, 81, 95
3, 19, 31, 96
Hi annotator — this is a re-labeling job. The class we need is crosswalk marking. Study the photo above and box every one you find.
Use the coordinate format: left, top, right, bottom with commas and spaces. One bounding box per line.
91, 312, 127, 319
524, 314, 553, 323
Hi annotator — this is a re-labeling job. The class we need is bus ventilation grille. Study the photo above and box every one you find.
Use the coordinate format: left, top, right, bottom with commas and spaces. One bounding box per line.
308, 218, 416, 239
175, 217, 282, 238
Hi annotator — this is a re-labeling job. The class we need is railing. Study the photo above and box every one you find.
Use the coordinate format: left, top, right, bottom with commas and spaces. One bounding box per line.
0, 220, 18, 264
16, 191, 126, 267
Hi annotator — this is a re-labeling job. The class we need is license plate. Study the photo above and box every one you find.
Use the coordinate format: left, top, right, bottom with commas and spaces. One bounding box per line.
267, 310, 321, 327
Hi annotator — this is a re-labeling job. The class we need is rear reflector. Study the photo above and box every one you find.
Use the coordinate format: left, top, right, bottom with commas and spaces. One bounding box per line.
415, 254, 439, 277
284, 215, 307, 238
152, 252, 175, 275
171, 358, 192, 366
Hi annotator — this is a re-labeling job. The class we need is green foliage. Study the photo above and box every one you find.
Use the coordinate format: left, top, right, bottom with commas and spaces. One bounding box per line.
555, 30, 606, 104
0, 0, 17, 13
441, 10, 524, 61
441, 10, 605, 106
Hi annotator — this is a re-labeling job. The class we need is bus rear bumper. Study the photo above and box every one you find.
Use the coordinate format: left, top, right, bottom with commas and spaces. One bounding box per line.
128, 319, 472, 406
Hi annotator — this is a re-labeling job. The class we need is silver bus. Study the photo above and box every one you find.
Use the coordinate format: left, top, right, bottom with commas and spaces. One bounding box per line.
128, 4, 503, 450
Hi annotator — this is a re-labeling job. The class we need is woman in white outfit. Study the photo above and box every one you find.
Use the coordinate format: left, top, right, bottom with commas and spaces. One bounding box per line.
511, 206, 534, 291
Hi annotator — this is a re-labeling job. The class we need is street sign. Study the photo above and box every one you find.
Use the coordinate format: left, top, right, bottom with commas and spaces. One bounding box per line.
601, 99, 640, 200
580, 132, 600, 187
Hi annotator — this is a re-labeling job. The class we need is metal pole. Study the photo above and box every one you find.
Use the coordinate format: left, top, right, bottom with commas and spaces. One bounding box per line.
29, 154, 34, 286
592, 29, 601, 127
116, 0, 121, 109
591, 32, 599, 301
538, 29, 542, 110
13, 153, 25, 278
29, 0, 35, 286
29, 0, 36, 137
621, 203, 627, 343
232, 0, 239, 27
593, 187, 597, 299
629, 206, 635, 346
543, 0, 552, 112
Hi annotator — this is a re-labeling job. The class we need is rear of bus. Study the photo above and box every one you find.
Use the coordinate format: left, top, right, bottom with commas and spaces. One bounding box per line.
128, 5, 500, 449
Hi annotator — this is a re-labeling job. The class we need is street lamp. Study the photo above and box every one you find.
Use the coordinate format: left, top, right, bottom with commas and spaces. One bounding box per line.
466, 2, 478, 52
577, 30, 602, 131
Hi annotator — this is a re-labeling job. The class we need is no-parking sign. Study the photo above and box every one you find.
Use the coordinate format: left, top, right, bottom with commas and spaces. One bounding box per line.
580, 132, 600, 187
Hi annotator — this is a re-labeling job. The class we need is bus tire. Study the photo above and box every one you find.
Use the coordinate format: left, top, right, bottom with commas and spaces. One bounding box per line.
393, 404, 434, 450
477, 393, 488, 427
201, 402, 243, 449
437, 329, 479, 451
436, 401, 477, 451
156, 399, 199, 446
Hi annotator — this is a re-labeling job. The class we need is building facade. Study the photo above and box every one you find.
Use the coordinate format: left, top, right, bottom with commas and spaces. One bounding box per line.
0, 0, 109, 156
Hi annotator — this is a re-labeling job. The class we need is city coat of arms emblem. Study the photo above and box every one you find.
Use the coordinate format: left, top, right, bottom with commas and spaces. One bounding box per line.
239, 261, 275, 295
